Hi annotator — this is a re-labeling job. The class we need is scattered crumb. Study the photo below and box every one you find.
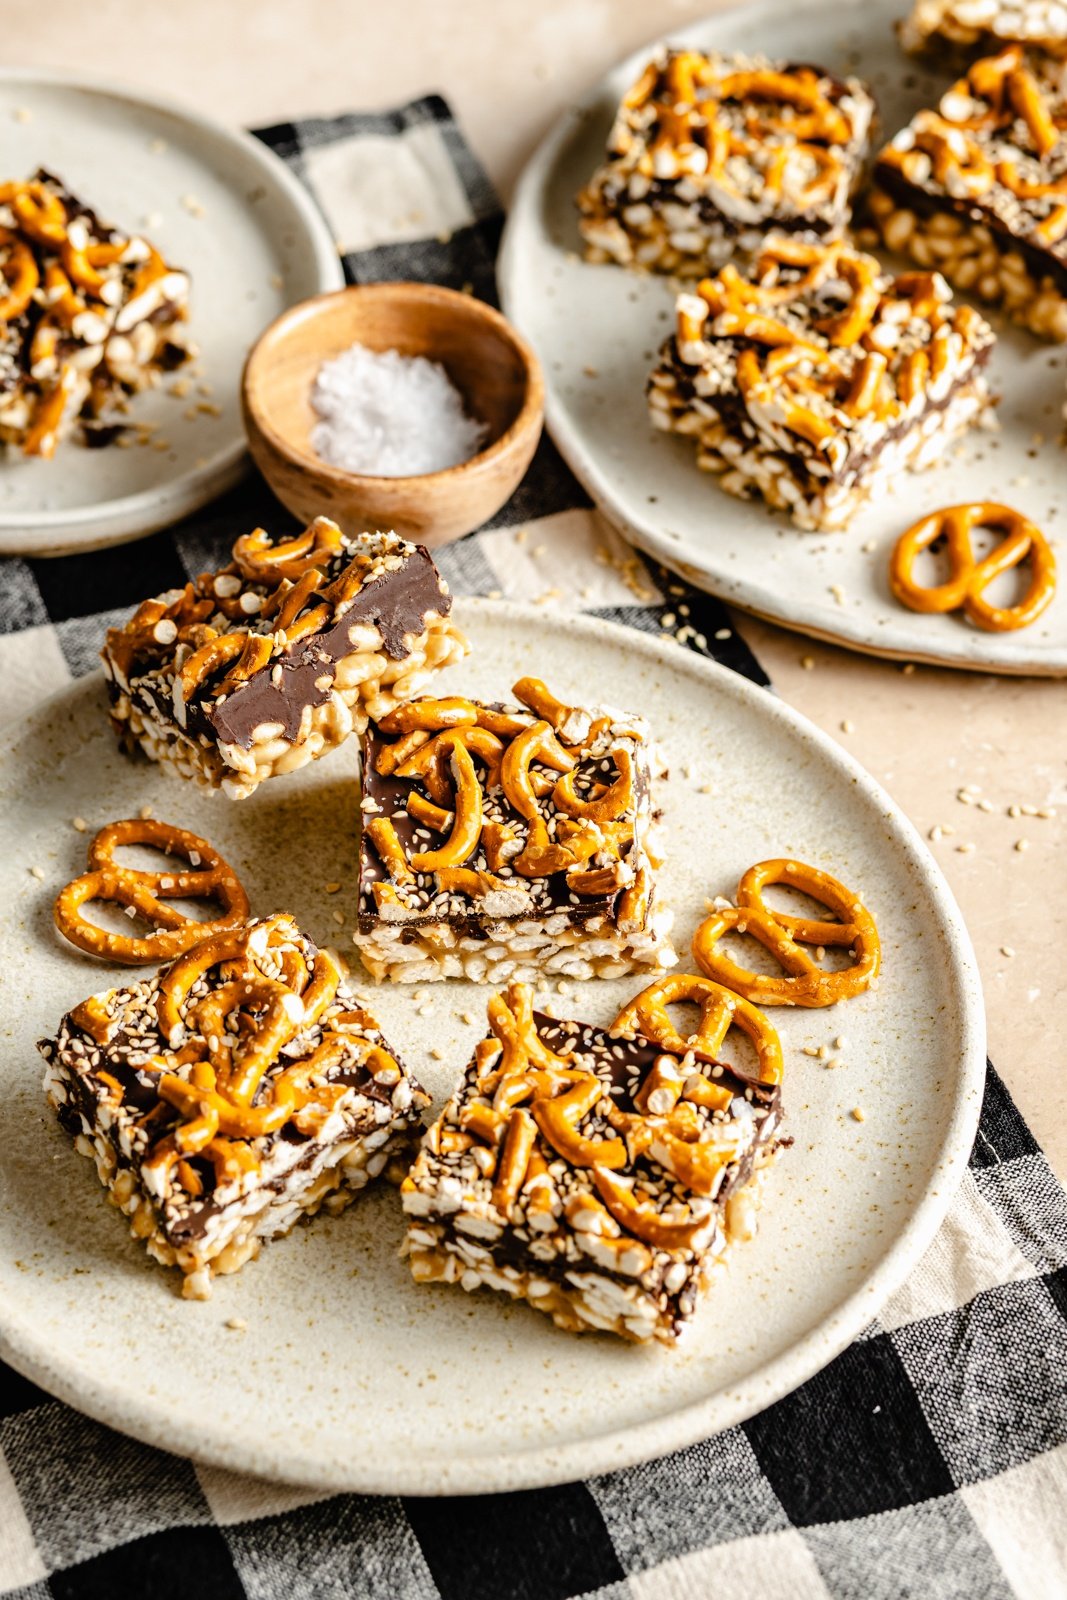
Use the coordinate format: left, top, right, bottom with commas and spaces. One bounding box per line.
13, 107, 32, 124
148, 137, 168, 155
829, 583, 847, 605
180, 193, 205, 218
139, 804, 153, 819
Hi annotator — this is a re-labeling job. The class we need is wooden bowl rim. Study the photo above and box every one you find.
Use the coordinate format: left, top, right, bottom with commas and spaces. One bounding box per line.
241, 281, 545, 491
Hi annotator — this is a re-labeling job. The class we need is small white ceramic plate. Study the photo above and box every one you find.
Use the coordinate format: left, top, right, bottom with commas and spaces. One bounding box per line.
0, 70, 344, 557
0, 602, 985, 1493
499, 0, 1067, 676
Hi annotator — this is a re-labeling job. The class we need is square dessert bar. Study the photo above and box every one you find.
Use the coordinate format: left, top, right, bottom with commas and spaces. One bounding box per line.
871, 47, 1067, 342
103, 517, 467, 799
0, 170, 191, 458
401, 979, 785, 1344
900, 0, 1067, 58
39, 914, 430, 1299
353, 677, 675, 983
647, 235, 996, 531
576, 47, 875, 276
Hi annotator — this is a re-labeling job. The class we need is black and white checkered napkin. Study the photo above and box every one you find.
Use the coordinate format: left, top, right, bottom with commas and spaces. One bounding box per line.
1, 97, 1065, 1600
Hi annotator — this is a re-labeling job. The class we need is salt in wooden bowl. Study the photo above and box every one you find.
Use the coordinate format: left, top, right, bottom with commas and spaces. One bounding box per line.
241, 282, 544, 548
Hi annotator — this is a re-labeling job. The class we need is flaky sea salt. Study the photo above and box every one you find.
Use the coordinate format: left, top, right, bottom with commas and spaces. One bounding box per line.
310, 343, 488, 477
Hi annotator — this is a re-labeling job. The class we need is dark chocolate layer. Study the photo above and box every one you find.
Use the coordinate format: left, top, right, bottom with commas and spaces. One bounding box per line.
872, 160, 1067, 298
205, 547, 450, 750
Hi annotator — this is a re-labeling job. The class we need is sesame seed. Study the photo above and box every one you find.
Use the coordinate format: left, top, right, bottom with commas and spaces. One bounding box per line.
800, 655, 815, 670
325, 882, 341, 894
902, 663, 915, 676
840, 719, 854, 734
428, 1047, 444, 1061
1014, 839, 1029, 853
829, 584, 846, 605
1000, 945, 1016, 958
956, 842, 976, 853
802, 1046, 821, 1058
714, 628, 731, 640
851, 1106, 865, 1123
1008, 805, 1021, 818
140, 804, 153, 819
225, 1316, 247, 1332
72, 817, 88, 833
28, 865, 45, 880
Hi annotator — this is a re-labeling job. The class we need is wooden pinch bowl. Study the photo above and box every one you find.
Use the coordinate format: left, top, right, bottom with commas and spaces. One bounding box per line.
241, 282, 544, 548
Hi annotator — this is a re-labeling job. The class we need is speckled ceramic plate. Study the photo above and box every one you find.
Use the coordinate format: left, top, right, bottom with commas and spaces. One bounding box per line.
499, 0, 1067, 676
0, 601, 985, 1493
0, 69, 344, 557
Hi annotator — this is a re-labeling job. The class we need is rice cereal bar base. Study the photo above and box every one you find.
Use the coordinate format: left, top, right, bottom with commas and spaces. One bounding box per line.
39, 914, 430, 1300
900, 0, 1067, 58
870, 48, 1067, 342
401, 979, 785, 1345
353, 678, 675, 984
576, 47, 875, 276
647, 235, 996, 532
103, 517, 468, 799
0, 169, 191, 457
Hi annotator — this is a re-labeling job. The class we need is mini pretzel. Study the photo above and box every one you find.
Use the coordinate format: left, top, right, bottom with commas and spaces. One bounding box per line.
54, 819, 250, 964
612, 973, 783, 1084
0, 229, 39, 322
889, 503, 1056, 633
692, 860, 880, 1008
231, 517, 344, 583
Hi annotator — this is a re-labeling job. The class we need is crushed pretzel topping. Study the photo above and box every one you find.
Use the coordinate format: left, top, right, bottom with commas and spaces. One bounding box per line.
0, 170, 191, 457
577, 48, 875, 276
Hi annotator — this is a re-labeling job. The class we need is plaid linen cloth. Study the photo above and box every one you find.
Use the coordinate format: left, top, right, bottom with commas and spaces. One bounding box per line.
0, 97, 1066, 1600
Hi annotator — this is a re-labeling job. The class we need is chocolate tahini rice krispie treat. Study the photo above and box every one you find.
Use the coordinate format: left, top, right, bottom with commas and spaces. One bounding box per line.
353, 677, 675, 984
576, 46, 875, 276
401, 976, 786, 1344
103, 516, 468, 799
0, 169, 191, 456
647, 234, 996, 531
871, 45, 1067, 341
39, 914, 430, 1299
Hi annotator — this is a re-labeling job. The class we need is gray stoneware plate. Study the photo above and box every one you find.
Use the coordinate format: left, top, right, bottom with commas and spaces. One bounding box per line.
0, 69, 344, 558
499, 0, 1067, 676
0, 601, 985, 1493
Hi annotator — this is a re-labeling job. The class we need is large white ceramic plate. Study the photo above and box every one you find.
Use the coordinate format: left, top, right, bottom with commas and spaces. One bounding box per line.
0, 69, 344, 557
499, 0, 1067, 676
0, 601, 985, 1493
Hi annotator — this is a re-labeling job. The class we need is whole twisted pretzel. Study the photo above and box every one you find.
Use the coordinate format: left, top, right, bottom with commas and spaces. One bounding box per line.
692, 860, 880, 1008
889, 503, 1057, 633
54, 819, 250, 964
611, 972, 784, 1084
